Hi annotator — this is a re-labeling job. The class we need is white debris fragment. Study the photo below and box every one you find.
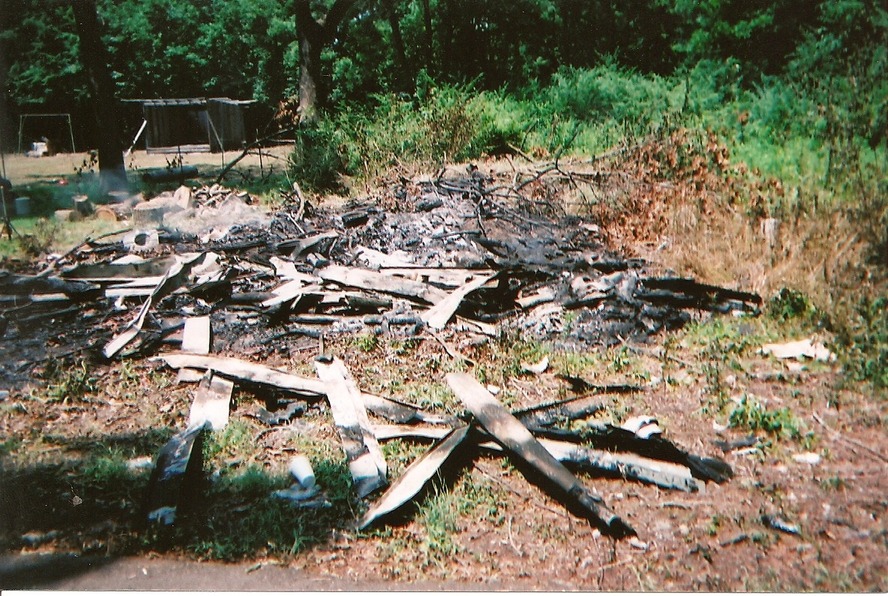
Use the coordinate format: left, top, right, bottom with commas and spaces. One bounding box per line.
759, 338, 836, 362
622, 415, 663, 439
521, 355, 549, 374
126, 456, 155, 471
792, 452, 821, 465
288, 455, 316, 488
629, 537, 649, 551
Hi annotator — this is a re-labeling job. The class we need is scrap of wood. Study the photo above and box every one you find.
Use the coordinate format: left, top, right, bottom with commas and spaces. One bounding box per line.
538, 440, 699, 492
0, 272, 100, 300
61, 256, 179, 281
421, 272, 498, 330
103, 253, 208, 358
181, 316, 211, 354
187, 371, 233, 430
372, 424, 699, 492
524, 421, 733, 483
514, 394, 605, 427
445, 372, 634, 537
361, 393, 451, 425
0, 293, 69, 305
359, 425, 470, 529
517, 287, 556, 309
145, 423, 206, 525
315, 357, 388, 498
276, 232, 339, 256
453, 315, 497, 336
155, 353, 327, 396
177, 316, 212, 383
317, 265, 448, 304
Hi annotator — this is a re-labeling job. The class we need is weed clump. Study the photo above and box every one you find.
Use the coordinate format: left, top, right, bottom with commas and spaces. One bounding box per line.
728, 395, 802, 440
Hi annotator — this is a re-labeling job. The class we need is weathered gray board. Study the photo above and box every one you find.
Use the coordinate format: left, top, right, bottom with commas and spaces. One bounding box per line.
315, 357, 387, 498
187, 371, 233, 431
446, 372, 635, 537
359, 425, 470, 529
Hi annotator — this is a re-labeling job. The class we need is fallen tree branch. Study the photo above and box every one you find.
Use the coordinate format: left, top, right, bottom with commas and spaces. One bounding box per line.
813, 412, 888, 463
215, 128, 296, 185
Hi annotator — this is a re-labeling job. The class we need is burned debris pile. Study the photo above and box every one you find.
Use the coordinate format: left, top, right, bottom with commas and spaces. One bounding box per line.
0, 168, 761, 538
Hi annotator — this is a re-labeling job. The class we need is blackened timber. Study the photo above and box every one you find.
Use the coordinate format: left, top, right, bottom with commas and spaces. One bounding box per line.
640, 278, 762, 308
144, 423, 206, 525
524, 422, 733, 483
0, 272, 100, 301
446, 372, 634, 538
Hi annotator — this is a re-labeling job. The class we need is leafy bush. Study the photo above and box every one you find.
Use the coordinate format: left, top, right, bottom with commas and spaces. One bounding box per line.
288, 120, 346, 193
768, 288, 817, 323
544, 63, 678, 126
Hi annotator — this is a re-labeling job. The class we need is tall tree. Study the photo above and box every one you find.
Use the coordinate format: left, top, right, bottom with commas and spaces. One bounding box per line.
294, 0, 360, 122
71, 0, 126, 191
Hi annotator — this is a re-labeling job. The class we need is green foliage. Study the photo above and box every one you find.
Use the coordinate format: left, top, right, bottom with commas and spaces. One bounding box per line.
353, 333, 380, 353
417, 487, 463, 565
728, 395, 802, 439
288, 120, 346, 193
290, 82, 514, 189
767, 288, 817, 323
835, 296, 888, 389
41, 358, 97, 403
202, 419, 260, 464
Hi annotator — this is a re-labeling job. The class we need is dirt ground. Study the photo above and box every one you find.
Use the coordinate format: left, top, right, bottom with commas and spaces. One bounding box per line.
0, 147, 885, 591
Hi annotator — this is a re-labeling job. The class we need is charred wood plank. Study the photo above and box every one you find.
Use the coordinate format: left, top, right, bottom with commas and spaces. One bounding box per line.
0, 272, 100, 301
144, 423, 206, 525
525, 422, 733, 483
421, 272, 498, 330
446, 372, 634, 538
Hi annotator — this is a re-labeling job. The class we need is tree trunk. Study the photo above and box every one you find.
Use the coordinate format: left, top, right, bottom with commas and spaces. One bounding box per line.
420, 0, 434, 74
294, 0, 359, 122
0, 0, 15, 162
71, 0, 127, 192
383, 0, 410, 91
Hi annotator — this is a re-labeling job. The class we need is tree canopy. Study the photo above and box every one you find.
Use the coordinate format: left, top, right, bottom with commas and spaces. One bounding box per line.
0, 0, 884, 149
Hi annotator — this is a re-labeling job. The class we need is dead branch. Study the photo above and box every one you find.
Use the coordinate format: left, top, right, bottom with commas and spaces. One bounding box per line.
215, 128, 296, 185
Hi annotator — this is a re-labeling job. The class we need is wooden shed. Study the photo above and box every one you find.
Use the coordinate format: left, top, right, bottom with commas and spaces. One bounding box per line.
126, 97, 256, 154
